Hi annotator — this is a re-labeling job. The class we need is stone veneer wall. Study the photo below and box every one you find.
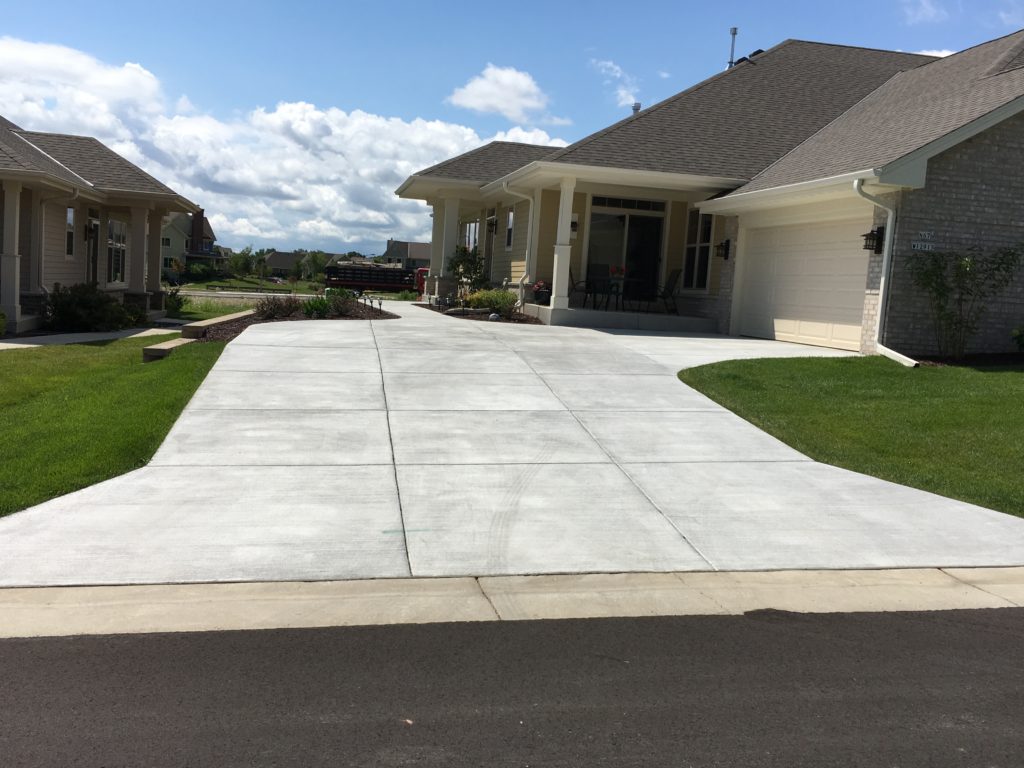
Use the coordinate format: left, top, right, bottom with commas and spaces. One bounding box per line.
883, 111, 1024, 355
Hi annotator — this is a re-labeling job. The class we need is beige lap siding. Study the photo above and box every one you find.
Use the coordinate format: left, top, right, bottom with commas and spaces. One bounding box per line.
44, 202, 85, 289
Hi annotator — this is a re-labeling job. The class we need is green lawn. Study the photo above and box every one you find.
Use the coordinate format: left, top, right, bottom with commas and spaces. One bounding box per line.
678, 356, 1024, 518
0, 335, 225, 517
169, 297, 256, 321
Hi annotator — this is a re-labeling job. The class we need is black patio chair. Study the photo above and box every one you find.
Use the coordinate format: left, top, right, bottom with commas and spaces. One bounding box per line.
583, 264, 611, 309
655, 268, 682, 314
568, 267, 587, 307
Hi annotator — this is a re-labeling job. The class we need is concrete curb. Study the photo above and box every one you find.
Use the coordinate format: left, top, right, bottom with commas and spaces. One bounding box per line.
1, 567, 1021, 638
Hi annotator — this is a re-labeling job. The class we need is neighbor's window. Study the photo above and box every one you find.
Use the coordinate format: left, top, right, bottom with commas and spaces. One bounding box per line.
160, 237, 171, 248
506, 208, 514, 250
65, 207, 75, 258
683, 209, 713, 290
107, 219, 127, 283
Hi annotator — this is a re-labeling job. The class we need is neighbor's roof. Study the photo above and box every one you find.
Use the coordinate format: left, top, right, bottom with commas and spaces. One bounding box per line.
264, 250, 306, 269
730, 29, 1024, 194
414, 141, 559, 184
547, 41, 934, 180
18, 130, 178, 196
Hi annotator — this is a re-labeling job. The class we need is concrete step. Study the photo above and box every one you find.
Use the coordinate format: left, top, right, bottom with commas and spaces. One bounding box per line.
142, 337, 195, 362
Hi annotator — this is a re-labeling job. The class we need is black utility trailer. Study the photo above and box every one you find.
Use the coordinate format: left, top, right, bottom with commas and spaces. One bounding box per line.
324, 264, 417, 293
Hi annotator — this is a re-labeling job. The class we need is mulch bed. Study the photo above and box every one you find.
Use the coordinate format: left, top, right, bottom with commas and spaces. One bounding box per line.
196, 304, 400, 343
918, 352, 1024, 368
413, 303, 543, 324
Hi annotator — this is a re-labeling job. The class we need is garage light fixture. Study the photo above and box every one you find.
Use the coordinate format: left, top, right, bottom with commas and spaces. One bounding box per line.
715, 239, 731, 260
861, 226, 885, 254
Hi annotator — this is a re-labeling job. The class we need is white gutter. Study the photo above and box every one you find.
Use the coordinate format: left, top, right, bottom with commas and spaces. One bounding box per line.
502, 181, 534, 308
853, 179, 918, 368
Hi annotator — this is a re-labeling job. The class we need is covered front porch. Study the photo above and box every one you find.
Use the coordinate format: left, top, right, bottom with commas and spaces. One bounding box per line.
1, 178, 178, 334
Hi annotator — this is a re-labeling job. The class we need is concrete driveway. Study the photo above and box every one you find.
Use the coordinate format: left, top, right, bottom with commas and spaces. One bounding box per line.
2, 303, 1023, 586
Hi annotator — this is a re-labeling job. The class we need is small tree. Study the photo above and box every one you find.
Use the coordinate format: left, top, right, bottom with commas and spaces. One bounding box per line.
908, 244, 1022, 358
448, 245, 487, 295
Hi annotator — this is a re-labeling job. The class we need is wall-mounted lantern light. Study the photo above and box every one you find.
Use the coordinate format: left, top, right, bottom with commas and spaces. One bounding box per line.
715, 239, 731, 260
861, 226, 885, 254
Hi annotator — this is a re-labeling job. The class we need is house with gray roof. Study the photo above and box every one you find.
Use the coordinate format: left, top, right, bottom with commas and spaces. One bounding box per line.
398, 31, 1024, 357
0, 118, 198, 333
160, 210, 220, 277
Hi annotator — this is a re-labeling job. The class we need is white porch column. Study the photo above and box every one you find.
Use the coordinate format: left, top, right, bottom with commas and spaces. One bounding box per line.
550, 177, 576, 309
128, 206, 148, 293
146, 210, 164, 293
428, 201, 444, 274
1, 180, 23, 330
28, 189, 43, 293
440, 196, 460, 276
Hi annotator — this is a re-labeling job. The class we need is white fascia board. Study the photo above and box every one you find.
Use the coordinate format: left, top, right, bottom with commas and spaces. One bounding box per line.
877, 93, 1024, 187
394, 175, 484, 202
699, 170, 879, 214
481, 161, 745, 198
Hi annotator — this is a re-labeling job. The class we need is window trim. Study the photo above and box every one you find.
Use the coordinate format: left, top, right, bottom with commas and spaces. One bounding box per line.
106, 219, 127, 285
682, 209, 714, 292
505, 208, 514, 251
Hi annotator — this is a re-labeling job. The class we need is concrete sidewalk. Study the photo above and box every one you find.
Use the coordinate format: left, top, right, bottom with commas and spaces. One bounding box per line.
2, 567, 1022, 638
1, 301, 1023, 587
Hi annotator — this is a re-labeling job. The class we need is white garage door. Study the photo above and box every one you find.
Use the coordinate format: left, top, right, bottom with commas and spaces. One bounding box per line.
739, 218, 871, 351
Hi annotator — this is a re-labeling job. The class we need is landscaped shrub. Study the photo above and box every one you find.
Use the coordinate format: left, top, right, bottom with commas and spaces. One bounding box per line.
254, 295, 301, 320
185, 262, 215, 281
1013, 325, 1024, 352
909, 244, 1023, 358
124, 302, 149, 327
466, 288, 517, 319
44, 283, 133, 332
165, 287, 189, 316
449, 245, 488, 293
326, 288, 357, 317
0, 309, 6, 334
302, 295, 330, 318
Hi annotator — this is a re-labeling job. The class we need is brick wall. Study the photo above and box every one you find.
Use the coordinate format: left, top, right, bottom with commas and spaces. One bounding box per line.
884, 111, 1024, 355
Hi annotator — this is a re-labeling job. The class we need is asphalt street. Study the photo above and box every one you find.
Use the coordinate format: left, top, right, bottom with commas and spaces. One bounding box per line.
1, 608, 1022, 767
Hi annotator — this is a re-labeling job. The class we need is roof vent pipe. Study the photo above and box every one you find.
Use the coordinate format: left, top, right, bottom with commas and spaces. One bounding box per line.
632, 102, 641, 114
728, 26, 738, 68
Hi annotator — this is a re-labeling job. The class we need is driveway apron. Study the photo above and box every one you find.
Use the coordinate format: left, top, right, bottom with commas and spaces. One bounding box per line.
1, 304, 1022, 586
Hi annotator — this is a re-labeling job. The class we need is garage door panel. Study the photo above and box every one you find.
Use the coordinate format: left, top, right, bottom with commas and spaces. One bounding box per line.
739, 218, 870, 352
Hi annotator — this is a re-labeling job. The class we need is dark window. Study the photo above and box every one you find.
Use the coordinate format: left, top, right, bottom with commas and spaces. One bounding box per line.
683, 209, 713, 290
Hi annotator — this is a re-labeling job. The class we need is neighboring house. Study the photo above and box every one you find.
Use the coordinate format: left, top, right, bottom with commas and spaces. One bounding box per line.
264, 250, 306, 277
160, 210, 220, 276
397, 31, 1024, 356
0, 116, 198, 333
381, 238, 431, 269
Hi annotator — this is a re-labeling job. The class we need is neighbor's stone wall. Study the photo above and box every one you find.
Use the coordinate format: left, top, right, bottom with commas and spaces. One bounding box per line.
884, 111, 1024, 355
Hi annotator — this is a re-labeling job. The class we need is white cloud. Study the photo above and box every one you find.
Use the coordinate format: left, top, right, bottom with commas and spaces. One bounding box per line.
915, 48, 956, 57
657, 71, 671, 80
590, 58, 639, 108
902, 0, 949, 24
446, 64, 549, 123
0, 38, 567, 252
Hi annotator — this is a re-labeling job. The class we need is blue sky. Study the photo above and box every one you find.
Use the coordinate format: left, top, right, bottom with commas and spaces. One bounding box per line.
1, 0, 1022, 252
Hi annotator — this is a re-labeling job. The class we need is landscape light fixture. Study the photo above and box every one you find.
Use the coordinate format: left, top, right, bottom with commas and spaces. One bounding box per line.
715, 239, 731, 260
861, 226, 885, 254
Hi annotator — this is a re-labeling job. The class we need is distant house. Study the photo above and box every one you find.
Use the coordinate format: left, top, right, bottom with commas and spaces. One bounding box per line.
398, 31, 1024, 357
381, 238, 430, 270
160, 210, 220, 275
0, 115, 198, 333
263, 250, 306, 277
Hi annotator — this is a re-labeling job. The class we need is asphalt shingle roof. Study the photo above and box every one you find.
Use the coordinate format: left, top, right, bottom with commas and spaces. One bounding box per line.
416, 141, 558, 184
547, 41, 934, 180
18, 131, 177, 195
733, 30, 1024, 194
0, 125, 89, 188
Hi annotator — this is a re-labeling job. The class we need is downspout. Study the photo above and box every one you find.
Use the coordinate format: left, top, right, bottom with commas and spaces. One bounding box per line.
502, 181, 533, 308
852, 179, 918, 368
